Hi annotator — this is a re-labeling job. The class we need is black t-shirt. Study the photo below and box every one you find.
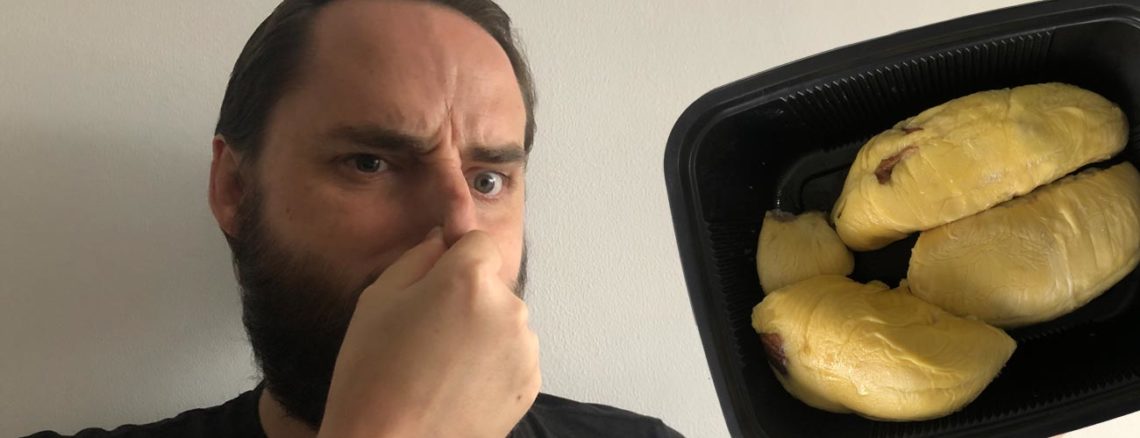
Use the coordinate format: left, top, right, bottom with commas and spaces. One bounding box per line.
25, 386, 684, 438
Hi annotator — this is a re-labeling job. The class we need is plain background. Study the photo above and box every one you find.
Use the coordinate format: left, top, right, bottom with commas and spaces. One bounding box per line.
3, 0, 1139, 437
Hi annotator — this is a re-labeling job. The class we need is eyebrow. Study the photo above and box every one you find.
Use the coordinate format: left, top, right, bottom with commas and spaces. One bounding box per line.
468, 145, 528, 165
328, 124, 527, 165
328, 125, 431, 154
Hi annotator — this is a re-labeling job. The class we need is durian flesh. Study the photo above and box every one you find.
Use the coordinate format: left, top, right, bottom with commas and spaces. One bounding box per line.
752, 276, 1016, 421
908, 162, 1140, 328
756, 210, 854, 293
832, 83, 1128, 251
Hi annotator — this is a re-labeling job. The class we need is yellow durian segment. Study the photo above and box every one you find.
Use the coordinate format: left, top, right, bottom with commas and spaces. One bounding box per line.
833, 83, 1127, 251
757, 210, 854, 293
752, 276, 1015, 421
909, 162, 1140, 328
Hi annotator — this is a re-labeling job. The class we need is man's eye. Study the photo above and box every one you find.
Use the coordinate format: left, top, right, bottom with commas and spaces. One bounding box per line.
471, 171, 506, 196
350, 155, 388, 173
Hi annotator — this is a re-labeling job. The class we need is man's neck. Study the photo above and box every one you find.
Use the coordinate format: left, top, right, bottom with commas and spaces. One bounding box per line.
258, 388, 318, 438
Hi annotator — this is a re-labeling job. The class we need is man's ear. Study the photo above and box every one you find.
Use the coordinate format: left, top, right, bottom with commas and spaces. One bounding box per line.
209, 135, 245, 239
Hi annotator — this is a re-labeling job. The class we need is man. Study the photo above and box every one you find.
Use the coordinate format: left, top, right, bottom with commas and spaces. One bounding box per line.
28, 0, 681, 437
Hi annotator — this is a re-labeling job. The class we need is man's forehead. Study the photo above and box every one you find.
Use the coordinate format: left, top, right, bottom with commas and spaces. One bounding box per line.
287, 0, 526, 145
306, 0, 512, 80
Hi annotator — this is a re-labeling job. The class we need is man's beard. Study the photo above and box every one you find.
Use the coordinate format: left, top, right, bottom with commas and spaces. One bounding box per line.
231, 186, 528, 429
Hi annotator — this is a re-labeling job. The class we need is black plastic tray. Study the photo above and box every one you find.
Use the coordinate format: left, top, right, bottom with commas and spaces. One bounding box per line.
664, 1, 1140, 437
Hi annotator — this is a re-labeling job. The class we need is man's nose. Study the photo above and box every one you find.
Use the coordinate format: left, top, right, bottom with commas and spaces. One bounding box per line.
429, 166, 477, 247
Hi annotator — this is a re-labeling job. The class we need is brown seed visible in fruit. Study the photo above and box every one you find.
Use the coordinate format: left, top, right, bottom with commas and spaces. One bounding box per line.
760, 332, 788, 375
875, 145, 919, 184
901, 126, 924, 134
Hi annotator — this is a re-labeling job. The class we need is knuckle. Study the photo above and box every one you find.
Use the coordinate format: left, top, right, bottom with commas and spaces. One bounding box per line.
457, 231, 501, 261
463, 229, 494, 247
450, 248, 484, 272
449, 246, 498, 278
459, 261, 487, 286
439, 258, 487, 291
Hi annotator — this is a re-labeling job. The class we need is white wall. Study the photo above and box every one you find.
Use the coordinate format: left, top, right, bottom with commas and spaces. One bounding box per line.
5, 1, 1137, 437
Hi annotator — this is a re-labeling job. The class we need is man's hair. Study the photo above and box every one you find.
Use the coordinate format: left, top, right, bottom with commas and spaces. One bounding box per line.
214, 0, 536, 161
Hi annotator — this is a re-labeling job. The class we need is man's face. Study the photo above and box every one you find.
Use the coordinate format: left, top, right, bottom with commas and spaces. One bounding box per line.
219, 0, 528, 427
256, 0, 526, 294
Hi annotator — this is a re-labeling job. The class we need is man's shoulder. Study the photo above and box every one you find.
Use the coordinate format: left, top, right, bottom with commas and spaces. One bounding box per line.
23, 389, 264, 438
27, 389, 683, 438
513, 393, 684, 438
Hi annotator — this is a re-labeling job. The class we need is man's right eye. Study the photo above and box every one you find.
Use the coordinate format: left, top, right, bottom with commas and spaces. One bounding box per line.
349, 154, 389, 173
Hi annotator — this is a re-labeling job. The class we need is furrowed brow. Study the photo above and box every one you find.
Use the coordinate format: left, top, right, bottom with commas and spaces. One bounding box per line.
327, 124, 431, 154
329, 124, 527, 166
467, 145, 528, 165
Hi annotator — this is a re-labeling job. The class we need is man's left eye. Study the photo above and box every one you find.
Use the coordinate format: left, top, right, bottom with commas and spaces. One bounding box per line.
471, 171, 506, 196
350, 155, 388, 173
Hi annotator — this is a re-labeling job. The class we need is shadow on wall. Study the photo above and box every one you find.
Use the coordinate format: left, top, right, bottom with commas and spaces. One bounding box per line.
0, 121, 258, 436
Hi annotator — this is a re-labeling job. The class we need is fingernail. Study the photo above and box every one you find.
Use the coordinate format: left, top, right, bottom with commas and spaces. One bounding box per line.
426, 226, 443, 239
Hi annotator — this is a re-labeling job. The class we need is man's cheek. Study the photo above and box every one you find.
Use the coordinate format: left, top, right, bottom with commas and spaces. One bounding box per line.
302, 213, 402, 265
497, 234, 525, 284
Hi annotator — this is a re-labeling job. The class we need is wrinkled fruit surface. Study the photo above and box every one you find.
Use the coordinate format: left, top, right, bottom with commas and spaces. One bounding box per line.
752, 276, 1016, 421
832, 82, 1127, 251
909, 162, 1140, 328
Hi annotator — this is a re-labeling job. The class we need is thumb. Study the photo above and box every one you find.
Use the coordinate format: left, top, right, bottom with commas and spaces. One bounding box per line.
374, 227, 447, 290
